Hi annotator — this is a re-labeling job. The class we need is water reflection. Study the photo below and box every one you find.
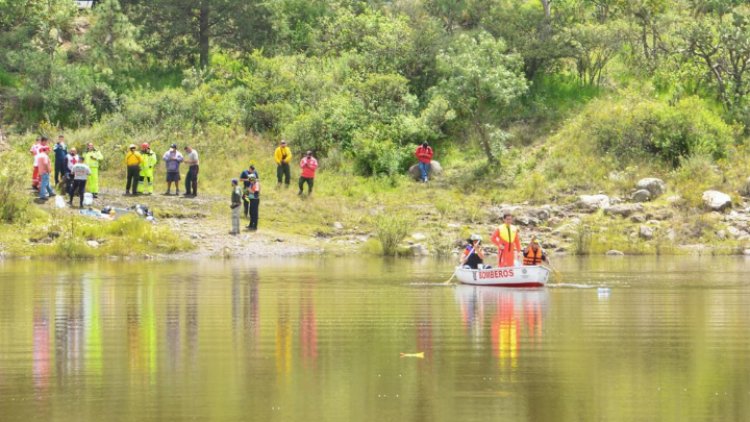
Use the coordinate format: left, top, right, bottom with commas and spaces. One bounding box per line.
299, 279, 317, 369
455, 286, 548, 374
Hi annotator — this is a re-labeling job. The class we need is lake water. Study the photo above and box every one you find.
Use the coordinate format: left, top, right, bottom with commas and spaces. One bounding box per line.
1, 256, 749, 421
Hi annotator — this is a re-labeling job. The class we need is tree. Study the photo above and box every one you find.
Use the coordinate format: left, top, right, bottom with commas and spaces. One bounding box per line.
432, 31, 527, 163
83, 0, 142, 76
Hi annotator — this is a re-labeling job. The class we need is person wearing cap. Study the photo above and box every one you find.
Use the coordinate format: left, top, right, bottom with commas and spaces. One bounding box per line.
69, 156, 91, 208
229, 179, 242, 235
83, 142, 103, 198
298, 150, 318, 196
124, 144, 143, 195
53, 135, 68, 186
522, 236, 548, 266
460, 234, 486, 269
162, 144, 184, 195
414, 141, 434, 183
36, 145, 55, 200
239, 163, 259, 219
65, 147, 79, 196
183, 145, 199, 197
244, 174, 260, 231
274, 139, 292, 187
137, 143, 157, 195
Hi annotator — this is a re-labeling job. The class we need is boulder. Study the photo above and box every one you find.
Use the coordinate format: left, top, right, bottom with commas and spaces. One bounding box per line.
86, 240, 100, 248
741, 177, 750, 197
411, 232, 427, 241
408, 161, 443, 181
716, 230, 727, 241
636, 178, 666, 198
606, 250, 625, 256
526, 206, 552, 221
409, 244, 429, 256
605, 204, 644, 218
639, 226, 654, 240
632, 189, 651, 203
744, 249, 750, 256
333, 222, 344, 230
630, 214, 646, 223
577, 194, 611, 212
515, 215, 540, 227
702, 190, 732, 212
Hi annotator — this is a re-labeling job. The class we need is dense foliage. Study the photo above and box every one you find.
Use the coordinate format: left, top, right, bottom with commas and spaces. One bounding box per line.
1, 0, 749, 175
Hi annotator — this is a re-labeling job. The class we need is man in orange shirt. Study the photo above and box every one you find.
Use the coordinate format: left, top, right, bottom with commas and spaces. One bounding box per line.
490, 213, 521, 267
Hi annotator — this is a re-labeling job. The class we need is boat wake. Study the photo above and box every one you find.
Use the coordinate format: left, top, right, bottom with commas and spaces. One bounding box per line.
547, 283, 599, 289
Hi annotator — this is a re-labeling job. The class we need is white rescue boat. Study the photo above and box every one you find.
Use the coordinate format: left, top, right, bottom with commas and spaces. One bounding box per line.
454, 265, 549, 287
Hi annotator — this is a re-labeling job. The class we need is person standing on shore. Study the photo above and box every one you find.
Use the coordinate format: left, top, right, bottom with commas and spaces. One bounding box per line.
69, 156, 91, 208
30, 137, 41, 190
162, 144, 183, 195
298, 150, 318, 196
230, 179, 241, 235
124, 144, 142, 195
490, 213, 522, 267
240, 163, 259, 218
37, 146, 55, 200
83, 143, 103, 198
65, 147, 79, 196
183, 146, 199, 197
414, 141, 434, 183
53, 135, 68, 186
245, 174, 260, 231
274, 139, 292, 187
138, 143, 157, 195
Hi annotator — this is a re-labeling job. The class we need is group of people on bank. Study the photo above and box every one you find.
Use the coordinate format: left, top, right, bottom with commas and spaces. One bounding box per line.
228, 140, 319, 234
460, 213, 548, 269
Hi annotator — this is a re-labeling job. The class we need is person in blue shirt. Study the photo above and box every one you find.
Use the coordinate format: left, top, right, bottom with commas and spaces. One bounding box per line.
53, 135, 68, 186
239, 163, 259, 218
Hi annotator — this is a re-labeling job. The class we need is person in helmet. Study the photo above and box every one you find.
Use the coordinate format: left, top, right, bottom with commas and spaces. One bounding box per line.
138, 142, 158, 195
460, 234, 486, 269
83, 142, 103, 198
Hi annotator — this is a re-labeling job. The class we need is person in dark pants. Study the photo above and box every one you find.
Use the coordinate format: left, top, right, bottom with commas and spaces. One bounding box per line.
183, 146, 199, 197
245, 174, 260, 231
298, 150, 318, 196
69, 156, 90, 208
124, 144, 143, 195
239, 164, 258, 219
53, 135, 67, 186
274, 139, 292, 187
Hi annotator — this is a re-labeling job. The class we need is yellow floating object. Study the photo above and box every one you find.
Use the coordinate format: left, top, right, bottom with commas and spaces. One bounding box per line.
399, 352, 424, 359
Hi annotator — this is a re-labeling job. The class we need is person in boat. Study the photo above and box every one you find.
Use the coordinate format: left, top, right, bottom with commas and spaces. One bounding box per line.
490, 213, 522, 267
522, 236, 548, 266
460, 234, 486, 269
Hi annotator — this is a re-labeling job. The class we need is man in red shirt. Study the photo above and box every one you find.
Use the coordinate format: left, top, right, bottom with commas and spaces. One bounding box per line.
298, 150, 319, 196
414, 142, 434, 182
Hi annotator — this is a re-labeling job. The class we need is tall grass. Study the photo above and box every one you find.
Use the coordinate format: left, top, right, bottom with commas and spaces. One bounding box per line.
0, 151, 31, 223
374, 213, 413, 256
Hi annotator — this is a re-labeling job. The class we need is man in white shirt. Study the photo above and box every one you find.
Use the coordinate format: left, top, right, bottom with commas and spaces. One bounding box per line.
183, 146, 200, 197
69, 156, 91, 208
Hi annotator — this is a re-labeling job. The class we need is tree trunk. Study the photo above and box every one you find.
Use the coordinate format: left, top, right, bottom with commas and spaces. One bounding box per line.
476, 121, 495, 164
199, 0, 210, 68
540, 0, 552, 20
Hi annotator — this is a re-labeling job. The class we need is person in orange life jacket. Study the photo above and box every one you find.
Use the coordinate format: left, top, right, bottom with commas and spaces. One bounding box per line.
414, 142, 434, 182
490, 213, 522, 267
460, 234, 486, 269
245, 174, 260, 231
298, 150, 318, 196
522, 236, 548, 266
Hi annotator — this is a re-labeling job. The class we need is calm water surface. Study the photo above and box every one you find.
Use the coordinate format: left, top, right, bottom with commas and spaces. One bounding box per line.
1, 256, 750, 421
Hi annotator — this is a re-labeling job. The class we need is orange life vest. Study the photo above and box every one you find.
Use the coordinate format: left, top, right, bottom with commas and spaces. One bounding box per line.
523, 247, 544, 266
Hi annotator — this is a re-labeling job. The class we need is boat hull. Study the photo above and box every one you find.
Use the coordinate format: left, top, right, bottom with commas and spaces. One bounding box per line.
455, 265, 549, 287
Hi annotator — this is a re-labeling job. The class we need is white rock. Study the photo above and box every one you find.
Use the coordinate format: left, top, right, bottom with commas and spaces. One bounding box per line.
606, 250, 624, 256
716, 230, 727, 240
605, 204, 644, 217
636, 178, 666, 197
639, 226, 654, 240
86, 240, 100, 248
702, 190, 732, 212
743, 249, 750, 256
727, 226, 743, 238
333, 222, 344, 230
411, 232, 427, 241
578, 194, 611, 212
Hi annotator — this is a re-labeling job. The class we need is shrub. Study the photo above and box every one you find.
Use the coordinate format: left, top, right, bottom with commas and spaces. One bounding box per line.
374, 213, 413, 256
0, 151, 31, 223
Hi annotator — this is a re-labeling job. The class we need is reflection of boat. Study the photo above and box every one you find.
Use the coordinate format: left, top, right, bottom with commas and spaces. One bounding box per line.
454, 265, 549, 287
454, 284, 550, 312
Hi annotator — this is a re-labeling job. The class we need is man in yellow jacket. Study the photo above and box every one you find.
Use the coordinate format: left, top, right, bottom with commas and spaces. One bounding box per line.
125, 144, 143, 195
274, 139, 292, 187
